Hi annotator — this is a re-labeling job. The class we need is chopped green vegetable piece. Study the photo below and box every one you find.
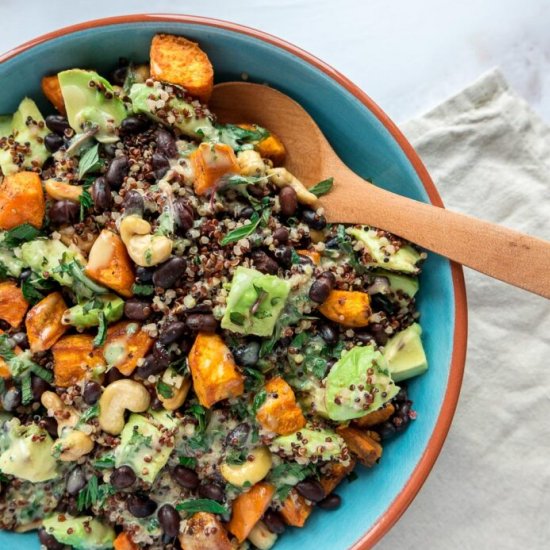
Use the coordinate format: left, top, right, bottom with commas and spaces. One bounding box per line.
176, 499, 228, 515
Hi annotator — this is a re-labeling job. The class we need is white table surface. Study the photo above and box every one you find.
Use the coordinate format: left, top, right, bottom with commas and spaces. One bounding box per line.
1, 1, 549, 549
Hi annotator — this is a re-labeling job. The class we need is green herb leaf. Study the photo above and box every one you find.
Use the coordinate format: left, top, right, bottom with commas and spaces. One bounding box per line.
132, 283, 155, 296
229, 312, 246, 326
251, 389, 267, 413
0, 263, 8, 281
77, 475, 115, 511
29, 362, 54, 383
3, 224, 42, 247
93, 311, 107, 348
221, 214, 260, 246
179, 456, 197, 468
0, 334, 16, 361
128, 427, 153, 448
21, 374, 32, 405
21, 279, 45, 305
157, 381, 174, 399
290, 249, 302, 265
187, 404, 207, 433
79, 188, 93, 221
308, 177, 334, 198
93, 455, 116, 469
269, 462, 316, 500
78, 144, 102, 180
176, 499, 228, 515
79, 403, 100, 424
225, 448, 247, 466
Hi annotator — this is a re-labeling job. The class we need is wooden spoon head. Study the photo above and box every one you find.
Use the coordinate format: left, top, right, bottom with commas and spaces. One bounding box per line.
210, 82, 330, 186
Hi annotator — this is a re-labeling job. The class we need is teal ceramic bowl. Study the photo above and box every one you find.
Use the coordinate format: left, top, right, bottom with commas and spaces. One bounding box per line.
0, 15, 467, 550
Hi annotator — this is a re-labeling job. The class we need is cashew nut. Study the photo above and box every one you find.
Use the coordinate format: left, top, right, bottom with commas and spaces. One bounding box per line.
41, 391, 79, 436
238, 150, 266, 177
248, 520, 278, 550
98, 379, 151, 435
55, 430, 94, 462
44, 179, 83, 203
220, 446, 272, 487
157, 368, 191, 411
267, 167, 318, 206
119, 215, 173, 267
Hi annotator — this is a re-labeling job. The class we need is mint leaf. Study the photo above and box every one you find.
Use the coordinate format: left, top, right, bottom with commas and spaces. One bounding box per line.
308, 177, 334, 198
4, 224, 42, 247
221, 214, 260, 246
176, 499, 228, 515
132, 283, 155, 296
78, 144, 102, 179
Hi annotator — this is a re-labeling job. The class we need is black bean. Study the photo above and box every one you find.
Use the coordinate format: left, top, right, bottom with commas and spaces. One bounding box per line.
123, 190, 144, 217
135, 354, 166, 379
83, 381, 102, 405
67, 496, 79, 516
233, 341, 260, 367
174, 199, 194, 233
318, 493, 341, 510
127, 494, 157, 518
378, 420, 397, 440
395, 385, 409, 403
44, 133, 64, 153
199, 482, 225, 502
152, 257, 186, 289
45, 114, 70, 136
124, 298, 152, 321
152, 152, 170, 179
370, 323, 389, 346
31, 375, 50, 400
240, 206, 255, 219
251, 250, 278, 275
104, 367, 124, 385
136, 266, 154, 283
159, 321, 186, 345
263, 510, 286, 534
226, 423, 250, 448
185, 313, 217, 333
111, 465, 137, 489
106, 155, 129, 188
156, 129, 178, 158
158, 504, 181, 537
42, 417, 58, 439
152, 341, 171, 368
11, 331, 29, 349
354, 328, 375, 345
172, 466, 199, 490
274, 246, 292, 268
38, 527, 65, 550
272, 226, 289, 243
151, 395, 164, 410
49, 200, 79, 225
279, 187, 297, 217
91, 177, 113, 212
371, 294, 398, 315
301, 208, 327, 230
66, 467, 87, 495
111, 65, 129, 86
309, 275, 334, 303
325, 237, 340, 249
120, 115, 149, 135
102, 143, 117, 158
295, 479, 325, 502
319, 324, 338, 346
2, 388, 21, 411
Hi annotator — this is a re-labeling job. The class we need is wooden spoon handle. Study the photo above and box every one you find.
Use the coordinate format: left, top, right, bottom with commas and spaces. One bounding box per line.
324, 179, 550, 298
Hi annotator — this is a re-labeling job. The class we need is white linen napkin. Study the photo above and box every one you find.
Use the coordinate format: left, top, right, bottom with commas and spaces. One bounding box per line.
377, 69, 550, 550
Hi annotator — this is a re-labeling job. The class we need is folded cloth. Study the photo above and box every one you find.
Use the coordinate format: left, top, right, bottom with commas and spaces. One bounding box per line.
378, 69, 550, 550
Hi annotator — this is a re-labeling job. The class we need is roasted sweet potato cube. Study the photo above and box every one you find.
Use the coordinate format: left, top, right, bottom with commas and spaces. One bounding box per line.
0, 281, 29, 328
150, 34, 214, 102
25, 292, 69, 353
279, 489, 312, 527
179, 512, 233, 550
102, 321, 153, 376
228, 482, 275, 543
256, 377, 306, 435
297, 249, 321, 265
336, 426, 382, 467
85, 230, 135, 297
0, 172, 45, 230
318, 290, 371, 327
52, 334, 105, 387
188, 332, 244, 408
237, 123, 286, 166
41, 75, 66, 115
113, 532, 139, 550
353, 403, 395, 429
319, 458, 356, 495
190, 142, 240, 196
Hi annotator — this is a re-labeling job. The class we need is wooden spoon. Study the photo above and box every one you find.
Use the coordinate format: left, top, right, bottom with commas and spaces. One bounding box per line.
210, 82, 550, 299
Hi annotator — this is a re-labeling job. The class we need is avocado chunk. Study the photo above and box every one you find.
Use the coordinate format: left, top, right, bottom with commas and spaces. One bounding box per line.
115, 411, 177, 484
347, 226, 421, 274
0, 233, 24, 278
0, 98, 50, 175
324, 345, 399, 421
271, 424, 346, 463
373, 269, 419, 303
383, 323, 428, 382
0, 418, 58, 483
62, 294, 124, 328
129, 82, 214, 139
221, 266, 291, 337
58, 69, 127, 143
42, 515, 115, 550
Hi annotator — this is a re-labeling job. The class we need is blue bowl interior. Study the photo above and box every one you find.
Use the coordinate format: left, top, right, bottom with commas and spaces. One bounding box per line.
0, 22, 455, 550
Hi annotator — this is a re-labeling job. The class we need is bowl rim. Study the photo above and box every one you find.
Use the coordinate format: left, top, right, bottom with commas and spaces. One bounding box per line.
0, 14, 468, 549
